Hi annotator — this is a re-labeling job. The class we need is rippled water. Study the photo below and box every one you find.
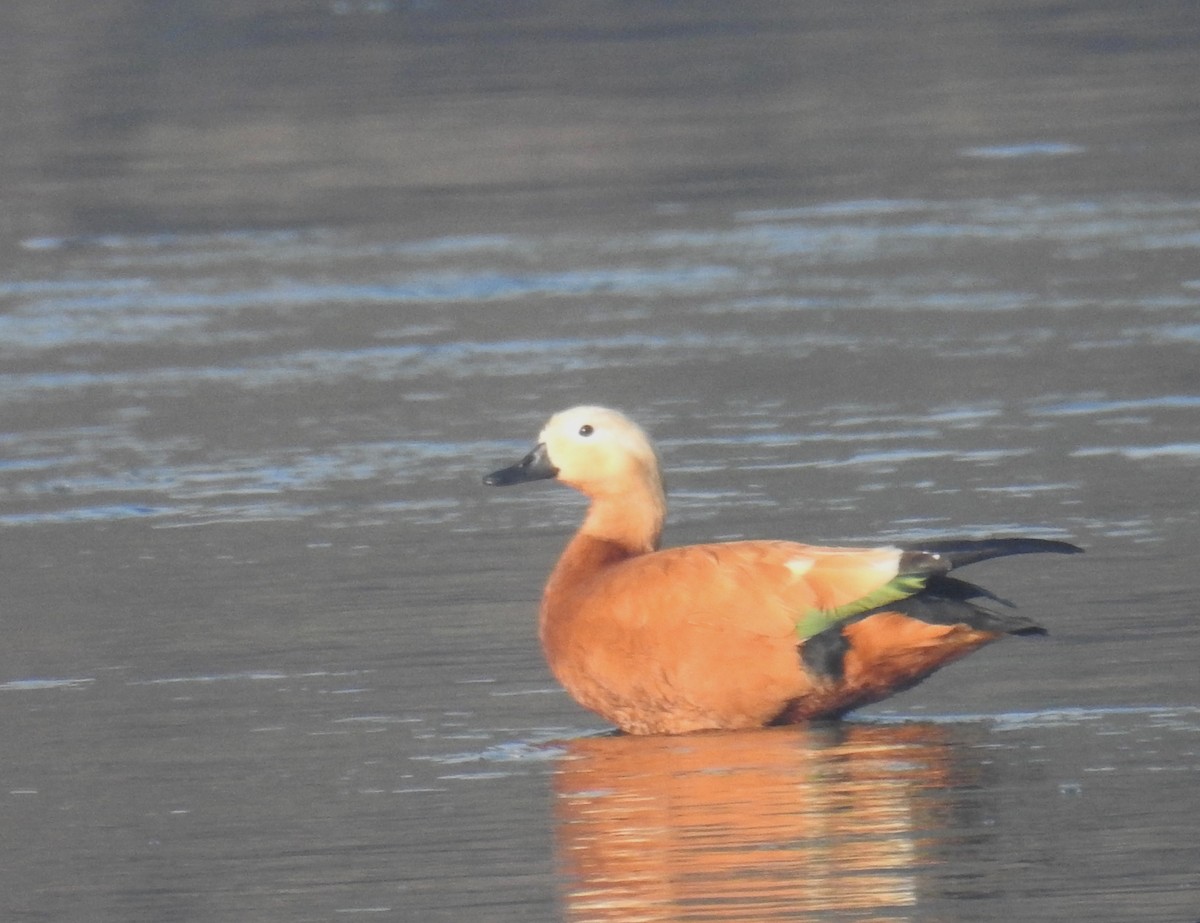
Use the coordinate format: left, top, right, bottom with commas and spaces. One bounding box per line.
3, 2, 1200, 921
6, 197, 1199, 541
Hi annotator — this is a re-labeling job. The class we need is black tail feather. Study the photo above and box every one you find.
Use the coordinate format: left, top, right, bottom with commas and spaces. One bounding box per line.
899, 537, 1082, 575
923, 574, 1016, 608
876, 574, 1047, 635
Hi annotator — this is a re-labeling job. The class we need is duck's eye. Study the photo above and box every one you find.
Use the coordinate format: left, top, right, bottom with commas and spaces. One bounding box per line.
578, 424, 594, 437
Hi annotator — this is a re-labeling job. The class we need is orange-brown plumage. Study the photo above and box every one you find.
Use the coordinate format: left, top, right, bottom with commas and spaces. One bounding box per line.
485, 405, 1080, 734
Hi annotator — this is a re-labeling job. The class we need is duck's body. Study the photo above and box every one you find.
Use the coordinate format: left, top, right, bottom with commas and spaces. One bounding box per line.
485, 406, 1080, 735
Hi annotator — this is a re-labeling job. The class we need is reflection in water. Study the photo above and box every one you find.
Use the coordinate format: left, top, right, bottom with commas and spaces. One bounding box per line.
552, 723, 962, 922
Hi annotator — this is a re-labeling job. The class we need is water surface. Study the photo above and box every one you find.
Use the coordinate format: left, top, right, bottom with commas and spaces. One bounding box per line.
2, 2, 1199, 921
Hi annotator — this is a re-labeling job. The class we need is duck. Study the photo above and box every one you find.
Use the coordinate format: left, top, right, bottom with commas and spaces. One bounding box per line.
484, 405, 1081, 734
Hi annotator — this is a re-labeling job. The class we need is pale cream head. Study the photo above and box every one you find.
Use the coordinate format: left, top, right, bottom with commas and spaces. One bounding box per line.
538, 405, 663, 497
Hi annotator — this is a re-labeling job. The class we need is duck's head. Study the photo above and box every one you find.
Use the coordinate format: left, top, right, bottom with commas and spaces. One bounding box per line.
484, 405, 662, 497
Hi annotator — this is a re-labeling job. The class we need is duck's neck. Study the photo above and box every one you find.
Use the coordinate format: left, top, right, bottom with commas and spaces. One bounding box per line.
544, 476, 666, 598
579, 476, 666, 556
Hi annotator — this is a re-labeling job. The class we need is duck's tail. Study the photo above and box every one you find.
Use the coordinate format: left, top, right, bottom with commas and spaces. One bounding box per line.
794, 537, 1082, 720
898, 537, 1083, 575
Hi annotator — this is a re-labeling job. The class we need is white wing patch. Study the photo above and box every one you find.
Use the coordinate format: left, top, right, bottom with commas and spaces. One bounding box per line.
784, 557, 815, 579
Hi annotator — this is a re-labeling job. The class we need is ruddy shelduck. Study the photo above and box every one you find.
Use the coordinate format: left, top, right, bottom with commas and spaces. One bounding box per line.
485, 406, 1081, 734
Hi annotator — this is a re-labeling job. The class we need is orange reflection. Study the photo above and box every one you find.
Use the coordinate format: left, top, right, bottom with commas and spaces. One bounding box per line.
552, 722, 964, 922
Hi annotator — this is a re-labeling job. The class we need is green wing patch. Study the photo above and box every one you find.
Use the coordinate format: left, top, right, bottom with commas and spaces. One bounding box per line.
793, 574, 927, 640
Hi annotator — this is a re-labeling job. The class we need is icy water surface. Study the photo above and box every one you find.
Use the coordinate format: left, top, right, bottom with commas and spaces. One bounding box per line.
3, 2, 1200, 921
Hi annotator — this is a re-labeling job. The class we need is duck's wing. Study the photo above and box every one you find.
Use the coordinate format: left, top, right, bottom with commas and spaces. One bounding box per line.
611, 537, 1080, 641
588, 540, 907, 642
